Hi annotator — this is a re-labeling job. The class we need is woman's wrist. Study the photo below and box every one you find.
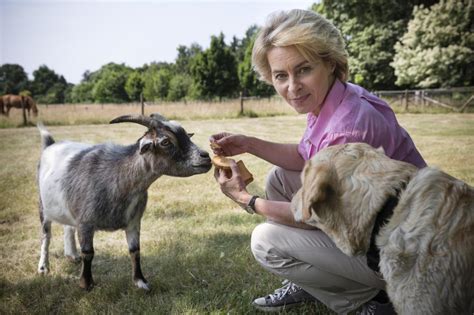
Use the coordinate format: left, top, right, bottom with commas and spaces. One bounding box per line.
236, 192, 252, 207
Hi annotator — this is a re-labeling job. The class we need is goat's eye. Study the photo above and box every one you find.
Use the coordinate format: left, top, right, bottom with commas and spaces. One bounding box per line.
160, 139, 171, 147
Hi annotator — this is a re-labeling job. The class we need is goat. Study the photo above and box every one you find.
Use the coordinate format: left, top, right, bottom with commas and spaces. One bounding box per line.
37, 113, 212, 291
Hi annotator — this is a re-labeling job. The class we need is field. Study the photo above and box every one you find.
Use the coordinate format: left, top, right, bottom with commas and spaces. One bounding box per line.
0, 102, 473, 314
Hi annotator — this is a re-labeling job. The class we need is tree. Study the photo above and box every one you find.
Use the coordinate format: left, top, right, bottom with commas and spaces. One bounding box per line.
142, 63, 173, 101
31, 65, 70, 103
175, 43, 202, 74
238, 39, 275, 97
78, 63, 133, 103
71, 81, 94, 103
125, 71, 144, 102
93, 70, 129, 103
167, 74, 192, 101
0, 64, 28, 94
392, 0, 474, 88
191, 33, 239, 100
313, 0, 438, 90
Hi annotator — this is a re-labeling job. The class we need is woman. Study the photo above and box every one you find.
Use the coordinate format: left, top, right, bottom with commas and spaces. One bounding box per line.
211, 9, 426, 314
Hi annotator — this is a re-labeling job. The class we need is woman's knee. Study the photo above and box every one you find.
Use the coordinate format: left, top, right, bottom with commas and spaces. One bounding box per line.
251, 223, 280, 262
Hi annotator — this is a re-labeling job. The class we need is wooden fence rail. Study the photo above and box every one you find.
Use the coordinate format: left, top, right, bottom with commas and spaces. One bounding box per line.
373, 87, 473, 112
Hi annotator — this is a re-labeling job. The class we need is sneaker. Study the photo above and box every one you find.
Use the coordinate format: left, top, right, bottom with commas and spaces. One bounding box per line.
252, 279, 315, 312
356, 300, 396, 315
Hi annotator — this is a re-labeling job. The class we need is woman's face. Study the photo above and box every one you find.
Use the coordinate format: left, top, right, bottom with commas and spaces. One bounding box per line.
267, 46, 335, 115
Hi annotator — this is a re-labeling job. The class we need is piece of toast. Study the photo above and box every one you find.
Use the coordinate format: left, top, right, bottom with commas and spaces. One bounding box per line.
211, 155, 254, 185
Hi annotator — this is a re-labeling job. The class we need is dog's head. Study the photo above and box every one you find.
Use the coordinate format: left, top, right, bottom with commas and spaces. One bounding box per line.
291, 143, 417, 256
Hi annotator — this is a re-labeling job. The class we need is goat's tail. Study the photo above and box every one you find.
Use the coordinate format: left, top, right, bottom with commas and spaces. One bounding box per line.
37, 121, 55, 150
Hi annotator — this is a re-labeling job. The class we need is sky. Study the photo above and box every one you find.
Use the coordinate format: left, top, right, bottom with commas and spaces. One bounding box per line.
0, 0, 315, 84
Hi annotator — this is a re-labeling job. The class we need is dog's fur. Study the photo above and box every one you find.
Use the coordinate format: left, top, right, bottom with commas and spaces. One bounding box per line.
291, 143, 474, 314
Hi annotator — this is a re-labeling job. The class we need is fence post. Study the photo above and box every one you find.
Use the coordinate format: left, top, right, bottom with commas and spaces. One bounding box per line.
240, 91, 244, 115
421, 90, 425, 109
404, 90, 409, 112
140, 92, 144, 115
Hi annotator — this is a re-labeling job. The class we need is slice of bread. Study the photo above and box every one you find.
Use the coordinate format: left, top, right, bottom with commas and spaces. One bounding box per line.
211, 155, 254, 185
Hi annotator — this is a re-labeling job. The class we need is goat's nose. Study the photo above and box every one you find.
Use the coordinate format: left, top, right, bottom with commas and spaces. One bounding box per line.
200, 150, 210, 159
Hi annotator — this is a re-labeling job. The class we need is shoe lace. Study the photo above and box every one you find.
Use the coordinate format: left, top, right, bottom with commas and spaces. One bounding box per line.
356, 301, 377, 315
268, 280, 301, 303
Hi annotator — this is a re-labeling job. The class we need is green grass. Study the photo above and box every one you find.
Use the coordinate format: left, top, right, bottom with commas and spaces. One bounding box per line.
1, 114, 473, 314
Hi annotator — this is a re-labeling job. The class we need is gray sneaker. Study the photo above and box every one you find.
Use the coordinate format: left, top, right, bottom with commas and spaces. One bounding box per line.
252, 280, 315, 312
356, 300, 396, 315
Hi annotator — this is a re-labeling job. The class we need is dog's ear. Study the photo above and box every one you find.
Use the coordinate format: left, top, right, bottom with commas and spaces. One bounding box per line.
301, 162, 334, 221
376, 146, 385, 155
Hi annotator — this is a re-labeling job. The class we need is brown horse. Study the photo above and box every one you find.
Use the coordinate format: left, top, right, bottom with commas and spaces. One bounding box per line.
0, 94, 38, 117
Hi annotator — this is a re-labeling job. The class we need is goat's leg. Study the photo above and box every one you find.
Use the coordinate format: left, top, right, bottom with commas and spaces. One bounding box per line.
126, 224, 149, 290
38, 220, 52, 274
78, 225, 95, 290
63, 225, 80, 261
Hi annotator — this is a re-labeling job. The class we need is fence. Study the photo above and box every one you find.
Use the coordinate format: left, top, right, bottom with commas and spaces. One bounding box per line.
373, 86, 474, 112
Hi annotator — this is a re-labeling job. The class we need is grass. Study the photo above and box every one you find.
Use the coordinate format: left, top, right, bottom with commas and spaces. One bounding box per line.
0, 110, 473, 314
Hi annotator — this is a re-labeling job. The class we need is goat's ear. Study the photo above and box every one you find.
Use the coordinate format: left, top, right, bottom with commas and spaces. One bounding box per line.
301, 162, 334, 221
139, 138, 154, 154
187, 133, 194, 138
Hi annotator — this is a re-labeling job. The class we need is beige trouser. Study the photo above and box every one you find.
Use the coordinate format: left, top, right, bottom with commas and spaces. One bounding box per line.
250, 166, 385, 314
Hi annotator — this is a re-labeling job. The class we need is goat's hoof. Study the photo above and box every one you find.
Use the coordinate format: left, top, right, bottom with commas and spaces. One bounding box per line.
38, 266, 49, 275
79, 279, 94, 291
135, 279, 150, 291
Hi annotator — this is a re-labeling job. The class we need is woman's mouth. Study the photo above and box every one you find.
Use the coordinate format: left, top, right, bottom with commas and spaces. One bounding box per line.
291, 94, 310, 104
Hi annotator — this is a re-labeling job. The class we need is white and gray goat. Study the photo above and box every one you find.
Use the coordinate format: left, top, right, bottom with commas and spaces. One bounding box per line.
37, 113, 212, 291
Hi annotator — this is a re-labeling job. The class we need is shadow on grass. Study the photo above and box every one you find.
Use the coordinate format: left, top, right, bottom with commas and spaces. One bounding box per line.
1, 231, 333, 314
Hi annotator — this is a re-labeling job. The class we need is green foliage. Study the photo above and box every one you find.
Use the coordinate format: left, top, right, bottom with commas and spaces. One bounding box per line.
191, 33, 239, 100
167, 74, 192, 101
238, 40, 275, 97
125, 71, 144, 102
313, 0, 437, 90
31, 65, 70, 103
175, 43, 202, 75
93, 71, 130, 103
142, 63, 173, 101
72, 63, 133, 103
71, 81, 94, 103
392, 0, 474, 88
230, 25, 259, 63
0, 64, 28, 94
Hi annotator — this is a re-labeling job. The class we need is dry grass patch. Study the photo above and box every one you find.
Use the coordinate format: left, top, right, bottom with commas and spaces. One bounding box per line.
0, 113, 472, 314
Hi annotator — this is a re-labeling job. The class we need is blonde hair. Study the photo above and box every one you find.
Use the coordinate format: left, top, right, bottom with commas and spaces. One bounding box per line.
252, 9, 349, 84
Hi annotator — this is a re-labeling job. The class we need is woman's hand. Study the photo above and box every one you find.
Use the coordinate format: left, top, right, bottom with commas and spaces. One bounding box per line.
214, 159, 250, 207
209, 132, 248, 156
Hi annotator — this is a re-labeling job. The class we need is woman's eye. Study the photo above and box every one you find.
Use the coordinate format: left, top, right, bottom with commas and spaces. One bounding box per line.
275, 73, 287, 81
299, 67, 311, 74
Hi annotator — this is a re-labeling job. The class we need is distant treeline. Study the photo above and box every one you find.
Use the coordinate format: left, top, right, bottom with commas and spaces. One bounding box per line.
1, 0, 472, 104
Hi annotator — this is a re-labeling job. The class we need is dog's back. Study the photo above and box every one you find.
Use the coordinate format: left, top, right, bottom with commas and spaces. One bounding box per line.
378, 167, 474, 314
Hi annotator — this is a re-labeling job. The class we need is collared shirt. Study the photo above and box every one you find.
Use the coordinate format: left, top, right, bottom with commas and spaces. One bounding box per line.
298, 79, 426, 168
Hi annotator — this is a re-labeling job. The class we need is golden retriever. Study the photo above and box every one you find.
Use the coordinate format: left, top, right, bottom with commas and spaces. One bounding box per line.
291, 143, 474, 314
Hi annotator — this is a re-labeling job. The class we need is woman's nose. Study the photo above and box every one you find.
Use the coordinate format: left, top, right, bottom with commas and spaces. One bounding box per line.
288, 76, 302, 94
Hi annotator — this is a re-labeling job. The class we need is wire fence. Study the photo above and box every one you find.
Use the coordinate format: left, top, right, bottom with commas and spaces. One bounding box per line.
373, 86, 474, 113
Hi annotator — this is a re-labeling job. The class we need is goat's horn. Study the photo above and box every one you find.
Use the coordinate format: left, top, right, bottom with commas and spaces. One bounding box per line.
109, 115, 154, 128
150, 113, 168, 122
